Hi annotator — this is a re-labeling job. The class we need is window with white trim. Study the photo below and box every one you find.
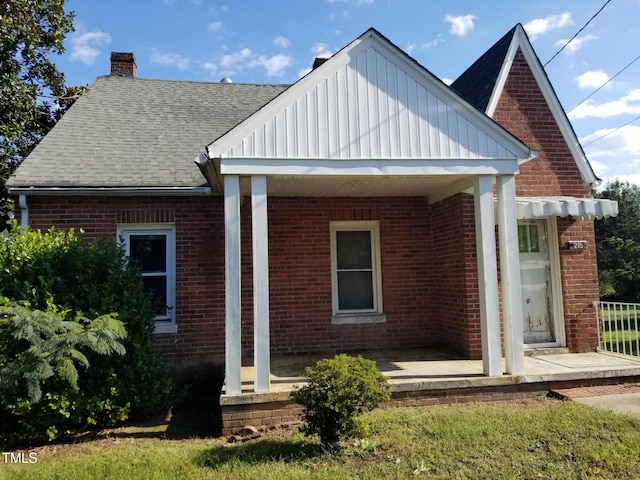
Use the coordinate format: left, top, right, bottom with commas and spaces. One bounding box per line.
118, 225, 176, 333
330, 221, 384, 324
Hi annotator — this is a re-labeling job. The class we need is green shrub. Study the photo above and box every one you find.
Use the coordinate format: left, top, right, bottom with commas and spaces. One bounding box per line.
291, 354, 391, 446
0, 299, 127, 447
0, 224, 172, 446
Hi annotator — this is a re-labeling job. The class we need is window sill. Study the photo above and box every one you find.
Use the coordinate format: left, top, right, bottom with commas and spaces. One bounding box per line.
154, 323, 178, 334
331, 313, 386, 325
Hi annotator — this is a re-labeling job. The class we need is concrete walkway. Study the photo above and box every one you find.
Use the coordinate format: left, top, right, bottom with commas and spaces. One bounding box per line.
553, 383, 640, 419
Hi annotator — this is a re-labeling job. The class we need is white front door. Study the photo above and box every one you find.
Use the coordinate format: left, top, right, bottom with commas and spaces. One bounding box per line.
519, 220, 556, 345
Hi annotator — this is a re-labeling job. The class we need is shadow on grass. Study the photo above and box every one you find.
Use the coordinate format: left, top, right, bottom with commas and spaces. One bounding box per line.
195, 438, 327, 470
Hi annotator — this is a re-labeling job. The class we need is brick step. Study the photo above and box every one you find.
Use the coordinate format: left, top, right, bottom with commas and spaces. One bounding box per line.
552, 383, 640, 399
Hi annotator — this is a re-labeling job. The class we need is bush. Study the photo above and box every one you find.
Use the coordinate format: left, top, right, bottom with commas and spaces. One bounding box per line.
0, 299, 127, 447
0, 224, 171, 446
291, 354, 391, 446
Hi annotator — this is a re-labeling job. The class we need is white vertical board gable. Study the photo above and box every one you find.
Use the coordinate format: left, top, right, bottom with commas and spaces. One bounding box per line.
208, 29, 530, 161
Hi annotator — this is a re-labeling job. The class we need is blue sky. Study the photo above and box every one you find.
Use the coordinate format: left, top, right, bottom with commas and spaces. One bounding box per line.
56, 0, 639, 186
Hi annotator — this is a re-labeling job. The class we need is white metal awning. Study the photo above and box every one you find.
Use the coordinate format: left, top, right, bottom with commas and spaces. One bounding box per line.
516, 196, 618, 220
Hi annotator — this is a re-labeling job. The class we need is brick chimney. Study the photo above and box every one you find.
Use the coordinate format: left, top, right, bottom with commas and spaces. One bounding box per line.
110, 52, 137, 77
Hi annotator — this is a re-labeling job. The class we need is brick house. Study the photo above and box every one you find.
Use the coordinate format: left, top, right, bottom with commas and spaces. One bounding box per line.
7, 26, 617, 396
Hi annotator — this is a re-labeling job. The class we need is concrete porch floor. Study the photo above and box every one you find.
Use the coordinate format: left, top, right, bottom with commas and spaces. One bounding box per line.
222, 348, 640, 404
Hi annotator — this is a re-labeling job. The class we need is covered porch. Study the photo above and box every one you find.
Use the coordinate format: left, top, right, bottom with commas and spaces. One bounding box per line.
219, 348, 640, 434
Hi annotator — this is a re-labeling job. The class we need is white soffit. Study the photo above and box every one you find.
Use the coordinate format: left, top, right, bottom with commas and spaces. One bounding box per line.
516, 197, 618, 220
207, 29, 532, 163
485, 25, 598, 186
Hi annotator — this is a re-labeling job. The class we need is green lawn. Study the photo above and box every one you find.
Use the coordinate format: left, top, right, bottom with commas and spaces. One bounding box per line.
602, 329, 640, 356
4, 397, 640, 479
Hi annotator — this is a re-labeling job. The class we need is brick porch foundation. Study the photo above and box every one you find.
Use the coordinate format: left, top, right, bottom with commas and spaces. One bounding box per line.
221, 374, 640, 435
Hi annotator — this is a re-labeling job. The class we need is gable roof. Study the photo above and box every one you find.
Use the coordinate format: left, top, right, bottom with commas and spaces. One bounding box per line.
7, 76, 287, 190
207, 28, 534, 163
450, 26, 516, 112
451, 24, 599, 187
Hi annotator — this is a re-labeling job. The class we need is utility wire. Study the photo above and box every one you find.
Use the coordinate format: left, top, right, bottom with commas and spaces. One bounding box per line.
568, 53, 640, 113
544, 0, 613, 67
582, 114, 640, 147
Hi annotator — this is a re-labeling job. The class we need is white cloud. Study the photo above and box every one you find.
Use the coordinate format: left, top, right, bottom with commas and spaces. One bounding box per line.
298, 67, 312, 78
588, 159, 608, 177
405, 43, 416, 55
582, 126, 640, 187
601, 173, 640, 187
523, 12, 572, 39
569, 89, 640, 119
220, 48, 252, 71
207, 21, 223, 32
274, 36, 290, 48
444, 14, 476, 37
205, 48, 292, 78
311, 42, 333, 58
441, 78, 453, 86
249, 54, 293, 77
581, 125, 640, 158
554, 34, 597, 54
70, 30, 112, 64
150, 50, 191, 70
422, 36, 443, 49
575, 70, 610, 90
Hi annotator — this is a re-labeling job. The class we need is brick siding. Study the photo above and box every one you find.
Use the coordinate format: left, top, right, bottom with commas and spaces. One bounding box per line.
22, 46, 603, 367
491, 48, 600, 351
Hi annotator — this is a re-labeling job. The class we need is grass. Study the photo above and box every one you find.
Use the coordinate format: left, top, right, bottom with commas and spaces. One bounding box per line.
600, 304, 640, 356
4, 397, 640, 479
602, 330, 640, 356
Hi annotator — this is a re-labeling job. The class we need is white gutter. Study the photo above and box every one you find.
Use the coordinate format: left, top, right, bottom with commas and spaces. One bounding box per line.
194, 154, 223, 193
18, 195, 29, 227
7, 186, 213, 196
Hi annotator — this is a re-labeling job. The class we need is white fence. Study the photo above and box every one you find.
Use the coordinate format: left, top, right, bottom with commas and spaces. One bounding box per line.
596, 302, 640, 357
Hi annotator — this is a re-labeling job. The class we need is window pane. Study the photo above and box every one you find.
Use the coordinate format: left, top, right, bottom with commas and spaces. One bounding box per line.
130, 235, 166, 272
518, 225, 529, 253
338, 271, 374, 310
336, 231, 372, 269
528, 225, 540, 252
142, 275, 168, 317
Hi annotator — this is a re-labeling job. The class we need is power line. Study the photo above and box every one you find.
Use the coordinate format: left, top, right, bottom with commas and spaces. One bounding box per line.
582, 114, 640, 147
568, 52, 640, 113
544, 0, 613, 67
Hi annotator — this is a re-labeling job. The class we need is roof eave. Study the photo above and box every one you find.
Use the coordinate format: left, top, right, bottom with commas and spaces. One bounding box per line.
7, 186, 213, 196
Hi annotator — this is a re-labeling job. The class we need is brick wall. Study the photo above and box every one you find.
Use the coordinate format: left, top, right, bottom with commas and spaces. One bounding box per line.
26, 195, 226, 369
431, 194, 482, 359
557, 218, 600, 351
255, 197, 435, 357
493, 50, 590, 198
26, 194, 441, 365
491, 47, 600, 351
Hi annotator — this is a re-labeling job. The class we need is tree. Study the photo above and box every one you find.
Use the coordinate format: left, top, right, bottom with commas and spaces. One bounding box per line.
0, 0, 77, 228
595, 181, 640, 302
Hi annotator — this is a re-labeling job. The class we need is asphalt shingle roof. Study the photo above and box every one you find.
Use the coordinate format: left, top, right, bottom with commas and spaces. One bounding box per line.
7, 75, 288, 189
450, 25, 517, 112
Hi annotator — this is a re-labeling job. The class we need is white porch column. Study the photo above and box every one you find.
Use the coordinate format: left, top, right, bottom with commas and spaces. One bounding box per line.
224, 175, 242, 394
251, 176, 270, 392
497, 175, 525, 375
474, 175, 502, 376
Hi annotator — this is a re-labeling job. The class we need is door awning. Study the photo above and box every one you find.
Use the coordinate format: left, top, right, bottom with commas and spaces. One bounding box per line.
516, 196, 618, 220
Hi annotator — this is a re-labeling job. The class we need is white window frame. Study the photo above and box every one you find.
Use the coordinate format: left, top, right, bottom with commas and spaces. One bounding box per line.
330, 221, 385, 325
117, 224, 177, 334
